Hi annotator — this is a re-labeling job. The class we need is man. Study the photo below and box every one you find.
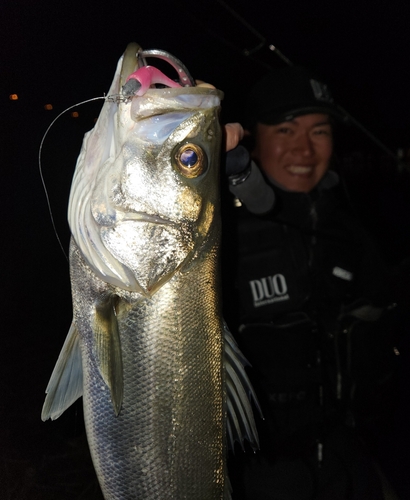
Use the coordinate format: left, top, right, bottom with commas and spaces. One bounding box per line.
223, 67, 398, 499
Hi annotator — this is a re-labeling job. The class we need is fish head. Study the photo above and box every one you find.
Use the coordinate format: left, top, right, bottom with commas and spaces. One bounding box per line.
121, 87, 222, 227
68, 54, 223, 295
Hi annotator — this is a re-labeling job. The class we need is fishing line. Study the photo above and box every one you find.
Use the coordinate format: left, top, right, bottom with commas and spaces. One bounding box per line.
38, 96, 107, 261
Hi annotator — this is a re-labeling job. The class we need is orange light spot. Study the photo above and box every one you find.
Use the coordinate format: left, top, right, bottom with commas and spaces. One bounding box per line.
71, 111, 79, 118
44, 104, 53, 110
9, 94, 18, 101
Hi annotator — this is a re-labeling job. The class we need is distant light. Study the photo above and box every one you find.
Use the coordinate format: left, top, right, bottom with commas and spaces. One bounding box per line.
9, 94, 18, 101
44, 104, 53, 110
71, 111, 79, 118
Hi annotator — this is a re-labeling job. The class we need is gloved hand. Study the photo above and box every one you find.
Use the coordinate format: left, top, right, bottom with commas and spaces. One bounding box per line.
225, 144, 251, 176
225, 145, 275, 215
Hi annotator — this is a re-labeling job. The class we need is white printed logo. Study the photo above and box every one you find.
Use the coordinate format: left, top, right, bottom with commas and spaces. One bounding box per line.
249, 274, 289, 308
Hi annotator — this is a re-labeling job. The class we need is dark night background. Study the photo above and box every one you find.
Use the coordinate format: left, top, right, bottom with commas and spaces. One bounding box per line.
2, 0, 410, 498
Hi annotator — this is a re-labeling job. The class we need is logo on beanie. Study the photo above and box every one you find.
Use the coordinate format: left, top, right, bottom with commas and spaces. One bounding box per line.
310, 79, 333, 103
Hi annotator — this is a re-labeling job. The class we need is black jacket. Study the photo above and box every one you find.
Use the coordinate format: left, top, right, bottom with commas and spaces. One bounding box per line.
222, 172, 398, 446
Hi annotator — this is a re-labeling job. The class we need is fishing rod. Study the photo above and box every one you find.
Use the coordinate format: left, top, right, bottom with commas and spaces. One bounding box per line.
215, 0, 292, 64
213, 0, 399, 162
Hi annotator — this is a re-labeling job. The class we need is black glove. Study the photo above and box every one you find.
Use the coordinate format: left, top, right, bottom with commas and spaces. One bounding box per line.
225, 145, 275, 215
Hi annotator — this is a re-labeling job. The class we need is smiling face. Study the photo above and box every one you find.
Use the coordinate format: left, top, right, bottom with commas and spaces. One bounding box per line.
253, 113, 333, 193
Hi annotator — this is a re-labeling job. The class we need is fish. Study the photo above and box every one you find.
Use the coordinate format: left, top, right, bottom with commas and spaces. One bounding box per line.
41, 42, 259, 499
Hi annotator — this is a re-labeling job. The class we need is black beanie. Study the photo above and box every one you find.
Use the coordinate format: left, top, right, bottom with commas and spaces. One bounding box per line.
246, 66, 344, 129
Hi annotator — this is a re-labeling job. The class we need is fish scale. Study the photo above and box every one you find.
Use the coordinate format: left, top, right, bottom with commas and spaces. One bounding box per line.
71, 233, 225, 498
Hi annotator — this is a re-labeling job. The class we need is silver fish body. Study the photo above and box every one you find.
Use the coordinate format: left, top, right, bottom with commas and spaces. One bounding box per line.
42, 44, 258, 500
70, 232, 225, 498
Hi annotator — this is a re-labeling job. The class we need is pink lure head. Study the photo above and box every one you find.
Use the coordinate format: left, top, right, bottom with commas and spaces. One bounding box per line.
125, 66, 182, 96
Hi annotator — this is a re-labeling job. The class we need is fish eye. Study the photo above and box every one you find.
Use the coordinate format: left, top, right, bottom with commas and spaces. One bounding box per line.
174, 143, 207, 178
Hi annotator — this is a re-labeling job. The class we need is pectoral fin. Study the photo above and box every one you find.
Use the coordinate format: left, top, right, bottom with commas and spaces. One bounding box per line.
92, 294, 123, 416
41, 322, 83, 421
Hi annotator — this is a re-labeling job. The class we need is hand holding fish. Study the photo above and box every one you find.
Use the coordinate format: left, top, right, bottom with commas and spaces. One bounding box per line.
224, 122, 245, 151
196, 80, 245, 151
